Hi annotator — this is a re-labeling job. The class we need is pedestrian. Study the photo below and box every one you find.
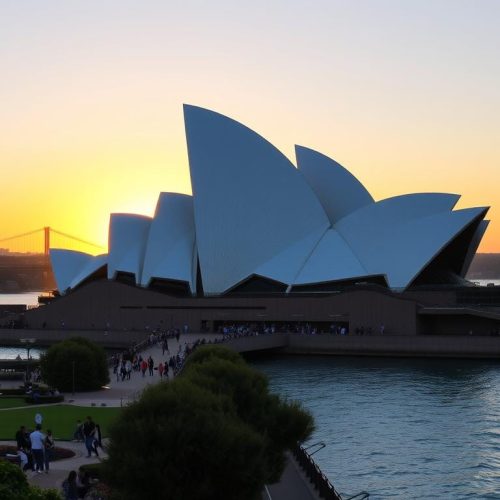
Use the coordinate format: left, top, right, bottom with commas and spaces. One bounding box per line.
15, 425, 29, 450
158, 362, 164, 378
30, 424, 45, 473
62, 470, 79, 500
44, 429, 55, 473
73, 420, 84, 442
76, 469, 90, 498
17, 447, 29, 471
141, 359, 148, 377
94, 423, 102, 451
148, 356, 154, 376
82, 416, 98, 458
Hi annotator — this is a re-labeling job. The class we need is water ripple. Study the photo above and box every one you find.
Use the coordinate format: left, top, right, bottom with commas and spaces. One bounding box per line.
253, 355, 500, 499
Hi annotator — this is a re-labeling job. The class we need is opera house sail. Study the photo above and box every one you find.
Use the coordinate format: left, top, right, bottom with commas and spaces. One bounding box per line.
50, 105, 489, 297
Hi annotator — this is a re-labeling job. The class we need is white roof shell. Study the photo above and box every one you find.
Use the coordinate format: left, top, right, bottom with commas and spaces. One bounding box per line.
50, 249, 95, 294
69, 254, 107, 291
293, 229, 369, 285
253, 226, 328, 287
336, 206, 487, 288
107, 214, 151, 285
141, 193, 197, 292
296, 145, 374, 224
184, 104, 330, 295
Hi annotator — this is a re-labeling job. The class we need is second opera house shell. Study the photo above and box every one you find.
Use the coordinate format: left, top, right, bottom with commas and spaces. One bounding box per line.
50, 105, 489, 297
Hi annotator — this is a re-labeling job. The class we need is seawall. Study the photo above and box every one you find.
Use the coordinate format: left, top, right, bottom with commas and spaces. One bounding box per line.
227, 333, 500, 359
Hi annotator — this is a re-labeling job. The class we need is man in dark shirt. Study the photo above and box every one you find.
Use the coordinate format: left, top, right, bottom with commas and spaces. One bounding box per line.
15, 425, 29, 450
82, 416, 97, 458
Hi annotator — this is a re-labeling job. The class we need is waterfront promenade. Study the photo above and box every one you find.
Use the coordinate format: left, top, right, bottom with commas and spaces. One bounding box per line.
4, 327, 500, 359
0, 333, 324, 499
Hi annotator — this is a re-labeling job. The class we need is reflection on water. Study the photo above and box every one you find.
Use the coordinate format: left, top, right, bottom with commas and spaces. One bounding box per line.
253, 356, 500, 499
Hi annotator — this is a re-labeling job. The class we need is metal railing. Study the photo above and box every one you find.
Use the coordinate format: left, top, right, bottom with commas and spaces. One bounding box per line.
292, 443, 369, 500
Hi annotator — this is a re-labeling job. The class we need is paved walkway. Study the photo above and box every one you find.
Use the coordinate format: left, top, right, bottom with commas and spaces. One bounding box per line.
264, 453, 321, 500
3, 439, 107, 491
1, 332, 323, 499
1, 333, 222, 493
64, 332, 222, 408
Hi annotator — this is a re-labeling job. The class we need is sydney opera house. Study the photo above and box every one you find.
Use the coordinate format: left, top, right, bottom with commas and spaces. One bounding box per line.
24, 105, 500, 340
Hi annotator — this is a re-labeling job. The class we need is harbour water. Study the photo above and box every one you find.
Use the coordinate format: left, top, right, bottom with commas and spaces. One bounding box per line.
2, 285, 500, 497
253, 356, 500, 499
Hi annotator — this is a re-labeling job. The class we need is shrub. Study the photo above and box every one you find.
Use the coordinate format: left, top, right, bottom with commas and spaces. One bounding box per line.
40, 337, 109, 391
0, 388, 25, 396
104, 346, 314, 499
0, 460, 61, 499
79, 462, 104, 480
183, 351, 314, 482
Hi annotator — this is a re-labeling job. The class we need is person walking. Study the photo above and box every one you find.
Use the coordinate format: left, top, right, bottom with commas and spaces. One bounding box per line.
73, 420, 84, 442
15, 425, 29, 450
141, 359, 148, 377
148, 356, 154, 376
82, 416, 97, 458
30, 424, 45, 473
44, 429, 55, 473
158, 362, 164, 378
116, 361, 122, 382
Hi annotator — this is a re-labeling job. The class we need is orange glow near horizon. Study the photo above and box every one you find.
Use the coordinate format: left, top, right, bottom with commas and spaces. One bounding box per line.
1, 1, 499, 254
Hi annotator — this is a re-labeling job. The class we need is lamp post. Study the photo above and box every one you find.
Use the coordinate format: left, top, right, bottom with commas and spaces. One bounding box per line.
20, 338, 36, 384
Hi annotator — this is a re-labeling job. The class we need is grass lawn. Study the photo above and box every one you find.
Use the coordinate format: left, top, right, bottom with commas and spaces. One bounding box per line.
0, 405, 122, 441
0, 397, 28, 409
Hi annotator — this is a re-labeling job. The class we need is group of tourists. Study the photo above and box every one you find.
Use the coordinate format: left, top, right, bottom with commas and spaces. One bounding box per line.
14, 424, 55, 474
216, 321, 353, 336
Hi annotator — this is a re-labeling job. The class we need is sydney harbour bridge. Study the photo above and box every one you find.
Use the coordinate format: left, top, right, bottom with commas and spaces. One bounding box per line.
0, 228, 105, 292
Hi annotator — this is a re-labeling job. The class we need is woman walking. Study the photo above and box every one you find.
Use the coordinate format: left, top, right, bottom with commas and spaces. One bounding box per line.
44, 429, 55, 473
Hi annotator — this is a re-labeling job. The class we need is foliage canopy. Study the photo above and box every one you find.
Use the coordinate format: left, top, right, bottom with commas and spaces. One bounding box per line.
105, 346, 314, 500
0, 460, 61, 500
40, 337, 109, 391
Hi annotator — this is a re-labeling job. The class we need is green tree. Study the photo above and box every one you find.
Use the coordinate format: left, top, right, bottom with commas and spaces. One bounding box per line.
105, 346, 314, 499
40, 337, 109, 391
104, 379, 267, 500
0, 460, 61, 499
183, 347, 314, 482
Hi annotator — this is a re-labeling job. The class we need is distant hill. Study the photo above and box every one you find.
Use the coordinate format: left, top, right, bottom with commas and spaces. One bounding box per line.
467, 253, 500, 280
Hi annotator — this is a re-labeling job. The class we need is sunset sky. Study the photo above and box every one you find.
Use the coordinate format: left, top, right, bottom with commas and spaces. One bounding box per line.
1, 0, 499, 253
